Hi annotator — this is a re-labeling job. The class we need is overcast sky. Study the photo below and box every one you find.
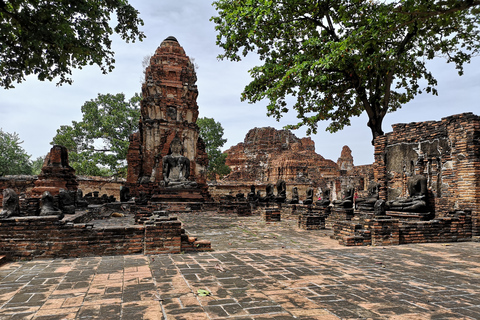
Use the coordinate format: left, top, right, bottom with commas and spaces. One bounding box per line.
1, 1, 479, 166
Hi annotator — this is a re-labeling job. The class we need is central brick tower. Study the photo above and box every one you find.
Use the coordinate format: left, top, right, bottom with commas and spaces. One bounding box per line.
126, 36, 209, 201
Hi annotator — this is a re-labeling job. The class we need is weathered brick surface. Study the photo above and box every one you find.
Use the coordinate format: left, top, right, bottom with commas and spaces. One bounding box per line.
298, 214, 325, 230
220, 127, 374, 203
263, 208, 281, 221
31, 145, 78, 197
0, 176, 124, 205
374, 112, 480, 235
224, 127, 341, 183
0, 213, 210, 260
125, 37, 209, 199
327, 207, 355, 228
333, 210, 472, 246
0, 175, 36, 204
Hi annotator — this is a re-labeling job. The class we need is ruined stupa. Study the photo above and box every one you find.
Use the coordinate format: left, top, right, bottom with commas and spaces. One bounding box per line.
126, 36, 209, 201
31, 145, 78, 197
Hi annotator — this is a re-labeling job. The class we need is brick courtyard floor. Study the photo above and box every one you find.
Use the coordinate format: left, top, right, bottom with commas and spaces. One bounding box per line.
1, 212, 480, 319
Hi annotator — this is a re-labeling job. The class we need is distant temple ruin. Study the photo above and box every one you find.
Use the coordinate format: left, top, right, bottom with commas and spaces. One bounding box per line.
215, 126, 372, 202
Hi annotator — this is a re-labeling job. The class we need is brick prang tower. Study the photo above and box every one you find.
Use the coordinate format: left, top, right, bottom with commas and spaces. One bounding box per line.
126, 36, 209, 200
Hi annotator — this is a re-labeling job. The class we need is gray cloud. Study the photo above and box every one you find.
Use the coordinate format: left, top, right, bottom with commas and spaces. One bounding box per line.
1, 1, 479, 166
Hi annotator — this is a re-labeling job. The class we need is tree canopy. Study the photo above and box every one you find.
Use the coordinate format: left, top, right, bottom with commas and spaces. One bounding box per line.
197, 117, 231, 180
211, 0, 480, 142
0, 0, 145, 88
52, 93, 141, 177
0, 129, 32, 176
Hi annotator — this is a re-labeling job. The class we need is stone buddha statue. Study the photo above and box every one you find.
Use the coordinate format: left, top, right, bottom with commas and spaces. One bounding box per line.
386, 174, 428, 212
275, 179, 286, 203
303, 187, 314, 205
315, 187, 331, 208
355, 181, 380, 211
162, 137, 197, 188
265, 183, 275, 202
333, 186, 354, 208
0, 188, 20, 218
247, 185, 257, 202
287, 186, 299, 204
40, 191, 63, 217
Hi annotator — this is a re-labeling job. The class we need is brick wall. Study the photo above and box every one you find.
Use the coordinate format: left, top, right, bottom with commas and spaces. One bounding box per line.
332, 210, 472, 246
374, 113, 480, 235
0, 215, 186, 260
0, 176, 124, 206
0, 175, 36, 204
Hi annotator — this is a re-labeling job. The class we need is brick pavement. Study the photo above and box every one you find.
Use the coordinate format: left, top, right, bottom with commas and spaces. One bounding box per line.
1, 213, 480, 319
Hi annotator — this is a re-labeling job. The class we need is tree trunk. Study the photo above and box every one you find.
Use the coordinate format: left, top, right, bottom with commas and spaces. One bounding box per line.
367, 116, 385, 145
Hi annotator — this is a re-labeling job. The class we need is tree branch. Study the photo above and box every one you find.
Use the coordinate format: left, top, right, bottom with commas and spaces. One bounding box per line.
389, 1, 480, 33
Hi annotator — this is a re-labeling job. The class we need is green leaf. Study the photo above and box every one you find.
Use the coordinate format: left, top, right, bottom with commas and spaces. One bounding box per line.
51, 93, 141, 177
197, 289, 211, 297
211, 0, 480, 142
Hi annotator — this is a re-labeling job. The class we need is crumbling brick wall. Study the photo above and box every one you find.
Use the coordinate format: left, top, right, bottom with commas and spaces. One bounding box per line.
374, 113, 480, 235
0, 175, 36, 204
0, 215, 183, 260
76, 176, 124, 200
0, 176, 124, 206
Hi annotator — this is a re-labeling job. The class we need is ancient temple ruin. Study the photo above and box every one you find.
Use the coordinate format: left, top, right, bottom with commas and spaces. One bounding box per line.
213, 126, 372, 202
31, 145, 78, 197
333, 112, 479, 245
126, 36, 209, 202
374, 112, 480, 235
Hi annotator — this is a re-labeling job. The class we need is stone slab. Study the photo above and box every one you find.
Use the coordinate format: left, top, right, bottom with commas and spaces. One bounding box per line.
1, 212, 479, 319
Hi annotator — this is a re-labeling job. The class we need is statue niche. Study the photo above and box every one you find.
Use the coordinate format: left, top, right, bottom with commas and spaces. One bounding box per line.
315, 188, 331, 208
386, 174, 428, 212
355, 181, 380, 211
333, 186, 354, 208
161, 137, 197, 188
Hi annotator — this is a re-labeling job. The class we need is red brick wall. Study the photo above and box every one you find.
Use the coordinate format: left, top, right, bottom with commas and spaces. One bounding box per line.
0, 176, 124, 206
0, 215, 183, 260
333, 210, 472, 246
374, 113, 480, 235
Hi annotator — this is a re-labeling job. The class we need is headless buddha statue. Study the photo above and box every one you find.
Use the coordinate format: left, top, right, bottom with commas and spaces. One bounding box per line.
386, 174, 428, 212
161, 137, 196, 188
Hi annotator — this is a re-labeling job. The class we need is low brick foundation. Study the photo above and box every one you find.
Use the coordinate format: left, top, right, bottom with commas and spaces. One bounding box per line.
327, 208, 354, 228
263, 208, 281, 221
298, 214, 325, 230
0, 212, 211, 261
332, 210, 472, 246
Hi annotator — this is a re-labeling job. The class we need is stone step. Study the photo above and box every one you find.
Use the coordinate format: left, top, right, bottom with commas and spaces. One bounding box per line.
0, 255, 6, 266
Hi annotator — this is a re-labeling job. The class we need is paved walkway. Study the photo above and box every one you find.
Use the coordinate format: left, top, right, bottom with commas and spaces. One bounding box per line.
1, 213, 480, 320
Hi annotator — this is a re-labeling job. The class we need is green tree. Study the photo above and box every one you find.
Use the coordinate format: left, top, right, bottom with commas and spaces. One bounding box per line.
0, 0, 145, 88
31, 155, 45, 175
0, 129, 32, 176
197, 117, 231, 180
52, 93, 141, 177
211, 0, 480, 143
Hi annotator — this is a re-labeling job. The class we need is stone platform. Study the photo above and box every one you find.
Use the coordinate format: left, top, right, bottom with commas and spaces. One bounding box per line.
1, 212, 479, 319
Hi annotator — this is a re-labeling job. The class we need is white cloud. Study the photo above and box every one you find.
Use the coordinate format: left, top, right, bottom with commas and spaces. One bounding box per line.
1, 1, 479, 166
